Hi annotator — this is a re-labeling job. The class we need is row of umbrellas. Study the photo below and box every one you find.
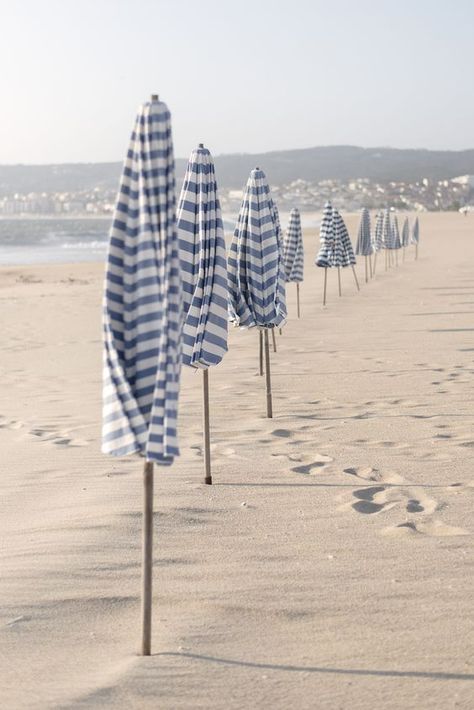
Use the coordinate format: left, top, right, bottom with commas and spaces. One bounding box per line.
102, 97, 421, 655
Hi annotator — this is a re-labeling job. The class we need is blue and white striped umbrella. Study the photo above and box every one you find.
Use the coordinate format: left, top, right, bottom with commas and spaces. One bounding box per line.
228, 168, 287, 329
315, 201, 334, 268
333, 209, 356, 267
401, 217, 410, 247
412, 217, 420, 244
283, 207, 304, 282
177, 146, 228, 369
392, 215, 402, 249
382, 208, 392, 249
102, 99, 182, 465
355, 208, 372, 256
373, 211, 384, 252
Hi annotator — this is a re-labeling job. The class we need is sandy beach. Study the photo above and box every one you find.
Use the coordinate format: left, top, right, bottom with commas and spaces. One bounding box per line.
1, 211, 474, 709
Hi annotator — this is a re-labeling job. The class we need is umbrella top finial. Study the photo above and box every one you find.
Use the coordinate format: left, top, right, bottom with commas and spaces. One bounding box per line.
150, 93, 159, 102
198, 143, 204, 148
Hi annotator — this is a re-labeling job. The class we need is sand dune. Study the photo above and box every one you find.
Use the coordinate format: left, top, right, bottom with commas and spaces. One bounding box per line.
1, 212, 474, 709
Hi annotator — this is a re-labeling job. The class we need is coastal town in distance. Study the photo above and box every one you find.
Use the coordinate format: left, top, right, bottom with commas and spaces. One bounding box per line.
1, 173, 474, 217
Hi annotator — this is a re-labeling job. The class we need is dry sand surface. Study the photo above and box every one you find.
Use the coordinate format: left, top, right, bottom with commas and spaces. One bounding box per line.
1, 212, 474, 709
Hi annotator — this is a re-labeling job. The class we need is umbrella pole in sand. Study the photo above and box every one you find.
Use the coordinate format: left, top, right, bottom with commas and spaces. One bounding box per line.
351, 265, 360, 291
296, 282, 301, 318
323, 268, 328, 306
403, 246, 406, 262
271, 328, 277, 353
264, 329, 273, 418
202, 369, 212, 485
373, 252, 377, 276
337, 267, 342, 296
259, 330, 264, 376
141, 460, 154, 656
415, 244, 419, 260
396, 250, 399, 267
364, 256, 368, 283
385, 251, 388, 271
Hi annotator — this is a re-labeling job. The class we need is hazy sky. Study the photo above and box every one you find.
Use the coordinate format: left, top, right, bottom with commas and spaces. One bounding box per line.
2, 0, 473, 163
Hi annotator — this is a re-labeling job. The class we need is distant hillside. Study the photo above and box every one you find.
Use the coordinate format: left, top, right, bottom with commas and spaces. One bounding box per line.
2, 146, 474, 193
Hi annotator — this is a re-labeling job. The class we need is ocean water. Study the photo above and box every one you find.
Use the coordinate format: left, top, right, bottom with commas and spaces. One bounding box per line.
0, 218, 110, 265
0, 213, 320, 266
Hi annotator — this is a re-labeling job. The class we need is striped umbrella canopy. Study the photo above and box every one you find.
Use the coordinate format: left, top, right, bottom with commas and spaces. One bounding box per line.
392, 215, 402, 249
315, 200, 334, 267
373, 211, 384, 251
282, 207, 304, 282
382, 208, 393, 249
355, 208, 372, 256
228, 168, 287, 329
401, 217, 410, 247
103, 98, 182, 465
333, 209, 356, 267
412, 217, 420, 244
177, 145, 228, 369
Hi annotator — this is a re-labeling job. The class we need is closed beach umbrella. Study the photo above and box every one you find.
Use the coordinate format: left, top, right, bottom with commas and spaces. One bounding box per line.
401, 217, 410, 260
177, 144, 228, 485
372, 211, 384, 275
283, 207, 304, 317
103, 96, 182, 655
333, 208, 360, 292
228, 167, 287, 416
391, 215, 402, 265
382, 208, 392, 269
315, 200, 334, 304
412, 217, 420, 259
355, 207, 373, 282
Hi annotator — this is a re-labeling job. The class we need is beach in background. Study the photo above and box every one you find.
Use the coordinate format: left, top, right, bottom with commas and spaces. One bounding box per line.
1, 212, 474, 709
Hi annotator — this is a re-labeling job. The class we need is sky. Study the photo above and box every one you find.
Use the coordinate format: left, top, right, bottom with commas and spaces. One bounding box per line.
1, 0, 473, 164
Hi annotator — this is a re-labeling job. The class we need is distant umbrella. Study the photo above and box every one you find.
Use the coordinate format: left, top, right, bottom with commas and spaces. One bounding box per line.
372, 211, 384, 275
401, 217, 410, 260
103, 96, 182, 656
283, 207, 304, 317
333, 208, 360, 292
228, 167, 287, 416
391, 215, 402, 265
315, 201, 335, 304
412, 217, 420, 259
382, 208, 392, 270
355, 207, 373, 282
177, 144, 228, 485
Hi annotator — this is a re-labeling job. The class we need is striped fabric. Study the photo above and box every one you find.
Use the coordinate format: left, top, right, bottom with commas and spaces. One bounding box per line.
355, 207, 372, 256
373, 211, 384, 251
412, 217, 420, 244
102, 99, 182, 465
177, 146, 228, 369
382, 208, 393, 249
283, 207, 304, 282
401, 217, 410, 247
228, 168, 287, 329
333, 209, 356, 267
392, 215, 402, 249
315, 201, 334, 267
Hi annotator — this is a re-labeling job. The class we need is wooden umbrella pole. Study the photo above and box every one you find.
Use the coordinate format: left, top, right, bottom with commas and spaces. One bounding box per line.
403, 246, 406, 262
296, 282, 301, 318
385, 251, 388, 271
264, 329, 273, 418
373, 252, 377, 276
351, 265, 360, 291
396, 250, 399, 267
271, 328, 277, 353
259, 330, 263, 376
369, 253, 373, 278
202, 369, 212, 485
141, 460, 154, 656
364, 256, 368, 283
337, 267, 342, 296
415, 244, 419, 260
323, 268, 328, 306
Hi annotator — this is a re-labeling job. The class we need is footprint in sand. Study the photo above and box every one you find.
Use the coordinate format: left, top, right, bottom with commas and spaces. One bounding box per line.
291, 454, 333, 475
382, 519, 469, 538
0, 416, 24, 431
28, 426, 88, 447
